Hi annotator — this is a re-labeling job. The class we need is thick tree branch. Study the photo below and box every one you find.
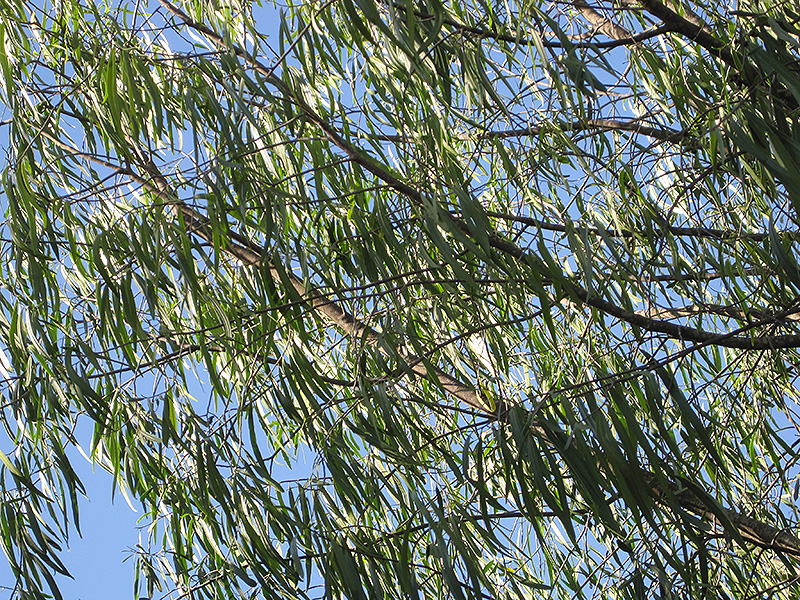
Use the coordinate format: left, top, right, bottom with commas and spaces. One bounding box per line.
574, 0, 732, 62
576, 0, 798, 111
486, 210, 800, 242
572, 0, 634, 40
636, 304, 800, 322
632, 0, 798, 110
135, 157, 493, 414
634, 0, 736, 64
391, 2, 673, 49
370, 118, 691, 145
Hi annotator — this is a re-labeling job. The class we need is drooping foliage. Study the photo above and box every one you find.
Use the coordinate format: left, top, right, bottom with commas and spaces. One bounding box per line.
1, 0, 800, 597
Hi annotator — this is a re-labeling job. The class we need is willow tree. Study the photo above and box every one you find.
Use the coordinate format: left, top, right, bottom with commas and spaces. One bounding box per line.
1, 0, 800, 597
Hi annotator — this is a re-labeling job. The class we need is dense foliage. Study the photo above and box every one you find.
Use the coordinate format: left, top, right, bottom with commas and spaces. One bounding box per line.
2, 0, 800, 597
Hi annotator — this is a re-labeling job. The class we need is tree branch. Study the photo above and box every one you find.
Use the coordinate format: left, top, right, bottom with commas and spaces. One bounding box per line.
390, 2, 673, 49
369, 118, 691, 145
634, 0, 736, 64
572, 0, 634, 41
636, 304, 800, 322
140, 172, 493, 415
486, 210, 800, 242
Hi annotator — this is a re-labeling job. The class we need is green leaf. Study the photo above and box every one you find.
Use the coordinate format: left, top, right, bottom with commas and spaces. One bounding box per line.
0, 448, 22, 478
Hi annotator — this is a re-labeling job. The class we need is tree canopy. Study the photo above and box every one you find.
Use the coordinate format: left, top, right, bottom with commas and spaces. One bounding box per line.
1, 0, 800, 597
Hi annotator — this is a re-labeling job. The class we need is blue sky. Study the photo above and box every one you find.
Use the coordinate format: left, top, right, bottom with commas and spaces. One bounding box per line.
0, 429, 141, 600
39, 453, 141, 600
